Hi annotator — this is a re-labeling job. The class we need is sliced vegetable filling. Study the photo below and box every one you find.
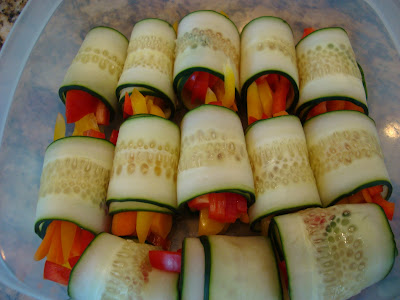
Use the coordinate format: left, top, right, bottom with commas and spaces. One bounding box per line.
247, 74, 290, 125
182, 63, 238, 111
122, 89, 167, 119
188, 192, 249, 235
34, 220, 95, 285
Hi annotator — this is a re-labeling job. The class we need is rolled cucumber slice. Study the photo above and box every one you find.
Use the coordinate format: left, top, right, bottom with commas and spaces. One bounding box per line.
117, 19, 177, 118
245, 115, 321, 230
173, 10, 240, 110
203, 235, 282, 300
107, 114, 180, 214
59, 26, 128, 120
68, 233, 179, 300
177, 105, 255, 207
303, 110, 392, 207
270, 204, 397, 300
35, 136, 114, 237
295, 27, 367, 120
180, 237, 205, 300
240, 16, 299, 112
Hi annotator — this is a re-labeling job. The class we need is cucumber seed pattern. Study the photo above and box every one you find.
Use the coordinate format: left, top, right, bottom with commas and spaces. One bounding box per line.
297, 42, 361, 90
178, 129, 248, 172
112, 139, 179, 182
247, 36, 296, 64
247, 138, 315, 195
307, 129, 383, 179
102, 240, 155, 300
175, 28, 239, 69
39, 157, 110, 207
300, 207, 367, 299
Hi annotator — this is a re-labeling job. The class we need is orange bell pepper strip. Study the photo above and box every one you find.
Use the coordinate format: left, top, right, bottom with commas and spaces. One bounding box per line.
272, 76, 290, 115
34, 221, 57, 261
327, 100, 346, 111
112, 211, 137, 237
150, 214, 173, 240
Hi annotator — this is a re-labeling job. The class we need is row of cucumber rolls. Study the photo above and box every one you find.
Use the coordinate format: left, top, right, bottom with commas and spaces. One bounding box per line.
33, 9, 396, 300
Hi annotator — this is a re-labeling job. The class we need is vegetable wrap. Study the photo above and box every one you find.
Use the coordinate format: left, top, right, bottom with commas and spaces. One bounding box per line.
177, 105, 255, 207
107, 115, 180, 214
181, 236, 282, 300
245, 115, 321, 230
68, 233, 179, 300
303, 110, 392, 207
296, 27, 367, 120
173, 10, 240, 110
240, 16, 299, 113
117, 19, 177, 119
270, 204, 397, 300
35, 136, 114, 237
59, 27, 128, 120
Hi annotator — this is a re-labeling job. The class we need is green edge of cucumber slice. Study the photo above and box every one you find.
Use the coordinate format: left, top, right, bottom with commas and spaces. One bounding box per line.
35, 218, 96, 239
199, 236, 211, 300
106, 198, 177, 214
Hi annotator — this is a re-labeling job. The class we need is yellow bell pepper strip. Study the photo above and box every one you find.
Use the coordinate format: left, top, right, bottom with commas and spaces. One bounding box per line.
72, 113, 100, 136
60, 222, 78, 264
131, 88, 148, 115
150, 213, 173, 240
136, 211, 155, 243
198, 209, 227, 236
222, 63, 236, 108
257, 78, 273, 118
111, 211, 137, 236
205, 87, 218, 104
220, 10, 229, 18
150, 103, 166, 118
173, 21, 178, 34
247, 81, 263, 125
146, 96, 154, 112
53, 113, 66, 141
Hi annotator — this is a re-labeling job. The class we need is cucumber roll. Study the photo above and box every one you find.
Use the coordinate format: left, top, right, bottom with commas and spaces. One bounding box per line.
303, 110, 392, 213
296, 27, 367, 121
173, 11, 240, 111
106, 114, 180, 247
181, 236, 282, 300
35, 136, 114, 237
270, 204, 397, 300
117, 19, 177, 119
68, 233, 179, 300
59, 27, 128, 120
241, 16, 299, 118
245, 115, 321, 232
177, 105, 255, 235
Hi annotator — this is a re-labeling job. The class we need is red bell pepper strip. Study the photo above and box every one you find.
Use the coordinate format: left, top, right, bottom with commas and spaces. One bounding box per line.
327, 100, 346, 112
184, 72, 199, 91
68, 256, 80, 269
191, 72, 209, 104
149, 250, 181, 273
123, 92, 133, 118
208, 74, 220, 88
255, 75, 269, 85
188, 194, 210, 211
208, 101, 223, 106
95, 101, 110, 125
80, 230, 95, 253
308, 101, 327, 119
65, 90, 98, 123
83, 129, 106, 139
302, 27, 316, 38
248, 116, 258, 125
272, 76, 290, 115
43, 260, 71, 286
266, 74, 279, 92
110, 130, 119, 145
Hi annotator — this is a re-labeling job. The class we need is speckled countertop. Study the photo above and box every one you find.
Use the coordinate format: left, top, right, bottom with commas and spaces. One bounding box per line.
0, 0, 28, 50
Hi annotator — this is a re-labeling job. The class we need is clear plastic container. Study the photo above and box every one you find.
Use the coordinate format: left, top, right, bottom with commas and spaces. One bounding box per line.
0, 0, 399, 299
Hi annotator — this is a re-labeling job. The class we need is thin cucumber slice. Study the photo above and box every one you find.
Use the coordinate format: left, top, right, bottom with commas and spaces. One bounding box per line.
240, 16, 299, 113
107, 115, 180, 212
35, 136, 114, 237
180, 238, 205, 300
303, 110, 392, 207
117, 18, 177, 118
59, 26, 128, 120
295, 27, 367, 120
177, 105, 255, 207
270, 204, 397, 300
205, 235, 282, 300
68, 233, 179, 300
245, 115, 321, 230
173, 10, 240, 110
